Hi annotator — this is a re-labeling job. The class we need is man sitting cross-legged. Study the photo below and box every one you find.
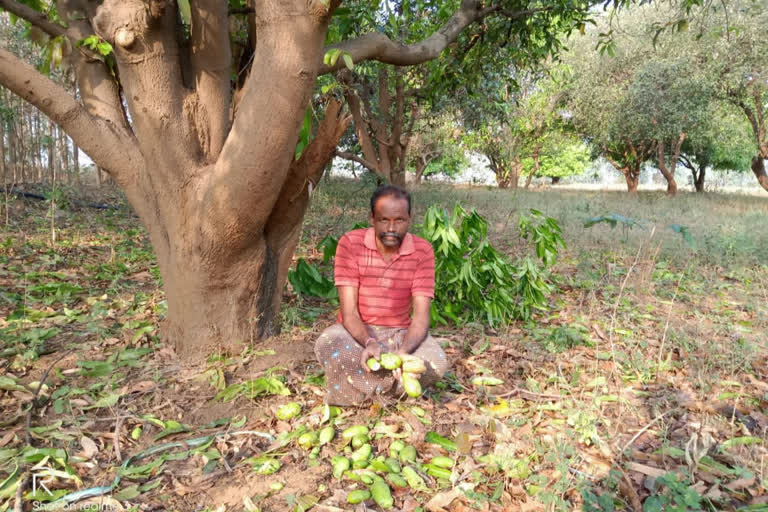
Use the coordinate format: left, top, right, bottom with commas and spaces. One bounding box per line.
314, 185, 449, 406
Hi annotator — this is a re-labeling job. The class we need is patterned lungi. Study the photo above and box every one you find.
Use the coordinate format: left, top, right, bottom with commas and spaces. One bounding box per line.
314, 324, 449, 406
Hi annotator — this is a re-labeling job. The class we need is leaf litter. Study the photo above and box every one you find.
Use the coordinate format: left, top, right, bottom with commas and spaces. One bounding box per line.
1, 192, 767, 511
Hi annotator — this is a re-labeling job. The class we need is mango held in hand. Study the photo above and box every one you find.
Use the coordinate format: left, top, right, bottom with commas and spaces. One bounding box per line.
366, 358, 381, 371
402, 373, 422, 398
379, 353, 402, 370
401, 355, 427, 374
275, 402, 301, 421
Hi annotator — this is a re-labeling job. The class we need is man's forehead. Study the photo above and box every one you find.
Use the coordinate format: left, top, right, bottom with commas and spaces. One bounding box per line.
373, 195, 409, 213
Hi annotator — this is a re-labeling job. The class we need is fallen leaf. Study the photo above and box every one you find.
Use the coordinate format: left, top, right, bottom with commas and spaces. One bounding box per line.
0, 430, 16, 448
425, 488, 463, 511
80, 435, 99, 459
725, 476, 756, 491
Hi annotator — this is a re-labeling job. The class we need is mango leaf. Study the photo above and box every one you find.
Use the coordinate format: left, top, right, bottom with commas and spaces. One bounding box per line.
242, 377, 290, 398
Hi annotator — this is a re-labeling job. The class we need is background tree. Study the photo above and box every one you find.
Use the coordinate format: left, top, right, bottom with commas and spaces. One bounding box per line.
679, 103, 754, 192
704, 0, 768, 191
407, 114, 467, 183
624, 58, 712, 195
522, 136, 590, 185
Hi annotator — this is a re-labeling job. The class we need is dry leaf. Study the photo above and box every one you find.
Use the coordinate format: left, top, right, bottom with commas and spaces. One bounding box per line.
0, 430, 15, 448
725, 476, 756, 491
80, 435, 99, 459
425, 488, 463, 511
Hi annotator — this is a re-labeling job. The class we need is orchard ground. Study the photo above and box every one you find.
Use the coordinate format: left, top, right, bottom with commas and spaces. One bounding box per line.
1, 179, 767, 511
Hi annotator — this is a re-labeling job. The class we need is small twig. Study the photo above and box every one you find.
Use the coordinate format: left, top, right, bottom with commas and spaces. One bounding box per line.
617, 410, 672, 456
14, 471, 29, 512
114, 415, 124, 463
25, 349, 73, 444
491, 386, 563, 400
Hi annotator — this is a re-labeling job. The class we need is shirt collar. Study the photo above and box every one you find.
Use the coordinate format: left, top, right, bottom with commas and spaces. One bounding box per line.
364, 227, 415, 256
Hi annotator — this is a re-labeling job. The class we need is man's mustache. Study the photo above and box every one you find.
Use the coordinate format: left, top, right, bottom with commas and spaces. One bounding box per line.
379, 232, 403, 240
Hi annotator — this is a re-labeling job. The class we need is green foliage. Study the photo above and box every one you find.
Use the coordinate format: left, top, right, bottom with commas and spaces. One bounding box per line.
522, 140, 591, 179
669, 224, 694, 247
519, 209, 566, 266
584, 214, 643, 230
643, 473, 705, 512
76, 35, 114, 58
420, 205, 564, 326
287, 259, 337, 301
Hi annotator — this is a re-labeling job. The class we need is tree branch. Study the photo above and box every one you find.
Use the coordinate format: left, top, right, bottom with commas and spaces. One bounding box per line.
57, 0, 130, 134
335, 150, 379, 173
0, 0, 66, 37
678, 153, 694, 171
320, 3, 551, 73
0, 47, 135, 180
190, 0, 232, 161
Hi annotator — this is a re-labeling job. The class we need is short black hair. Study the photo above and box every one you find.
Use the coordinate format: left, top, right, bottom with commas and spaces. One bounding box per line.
370, 185, 411, 215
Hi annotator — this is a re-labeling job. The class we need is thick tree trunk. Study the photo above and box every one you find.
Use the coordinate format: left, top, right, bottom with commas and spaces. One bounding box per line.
625, 167, 639, 193
656, 135, 684, 197
693, 166, 705, 192
752, 156, 768, 192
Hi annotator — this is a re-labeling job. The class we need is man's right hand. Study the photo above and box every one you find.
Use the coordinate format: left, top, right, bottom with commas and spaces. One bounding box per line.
360, 340, 383, 372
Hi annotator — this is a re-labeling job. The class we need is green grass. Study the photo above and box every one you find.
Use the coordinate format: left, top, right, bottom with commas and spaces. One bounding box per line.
307, 177, 768, 266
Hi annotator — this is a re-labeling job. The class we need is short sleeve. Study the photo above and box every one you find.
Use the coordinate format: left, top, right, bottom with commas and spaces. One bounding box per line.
334, 233, 359, 287
411, 243, 435, 298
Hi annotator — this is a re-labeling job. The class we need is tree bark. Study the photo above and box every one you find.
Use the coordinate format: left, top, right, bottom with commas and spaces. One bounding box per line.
524, 147, 541, 189
625, 168, 639, 193
752, 156, 768, 192
693, 166, 705, 192
656, 134, 685, 197
551, 176, 561, 185
73, 142, 80, 186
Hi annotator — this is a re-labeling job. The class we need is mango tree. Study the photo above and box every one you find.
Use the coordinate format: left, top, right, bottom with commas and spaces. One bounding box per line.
0, 0, 696, 359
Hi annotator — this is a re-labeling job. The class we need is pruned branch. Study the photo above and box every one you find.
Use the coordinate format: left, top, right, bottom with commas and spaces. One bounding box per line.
0, 0, 66, 37
0, 47, 134, 180
320, 2, 548, 74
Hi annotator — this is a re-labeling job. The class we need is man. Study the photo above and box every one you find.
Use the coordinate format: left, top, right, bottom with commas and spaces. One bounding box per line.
314, 185, 449, 405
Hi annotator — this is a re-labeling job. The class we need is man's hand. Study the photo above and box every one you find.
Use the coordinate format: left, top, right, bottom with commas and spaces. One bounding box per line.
360, 340, 383, 372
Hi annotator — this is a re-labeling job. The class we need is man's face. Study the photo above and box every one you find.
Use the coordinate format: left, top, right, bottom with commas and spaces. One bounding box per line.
370, 195, 411, 249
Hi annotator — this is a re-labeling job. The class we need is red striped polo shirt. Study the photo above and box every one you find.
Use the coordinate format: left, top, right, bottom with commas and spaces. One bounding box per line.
334, 228, 435, 327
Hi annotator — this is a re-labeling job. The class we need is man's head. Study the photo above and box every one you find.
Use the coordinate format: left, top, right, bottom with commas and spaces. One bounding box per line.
369, 185, 412, 249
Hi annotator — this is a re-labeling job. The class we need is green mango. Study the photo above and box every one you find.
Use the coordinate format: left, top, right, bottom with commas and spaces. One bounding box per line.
347, 489, 371, 504
370, 479, 394, 509
275, 402, 301, 420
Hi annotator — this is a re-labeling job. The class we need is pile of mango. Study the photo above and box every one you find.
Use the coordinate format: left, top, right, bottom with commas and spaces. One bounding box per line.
281, 416, 456, 510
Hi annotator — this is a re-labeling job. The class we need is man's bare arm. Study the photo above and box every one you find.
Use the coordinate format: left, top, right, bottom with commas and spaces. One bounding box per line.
338, 286, 369, 345
339, 285, 383, 371
399, 295, 431, 354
